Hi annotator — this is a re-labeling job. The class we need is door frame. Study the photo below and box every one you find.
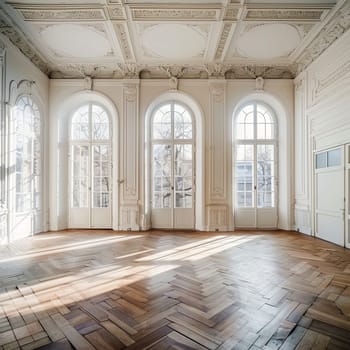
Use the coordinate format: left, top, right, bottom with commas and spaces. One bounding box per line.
149, 100, 196, 230
313, 145, 345, 247
8, 94, 44, 240
68, 102, 113, 229
233, 101, 279, 229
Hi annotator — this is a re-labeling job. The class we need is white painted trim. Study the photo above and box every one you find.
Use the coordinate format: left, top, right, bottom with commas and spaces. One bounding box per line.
143, 90, 205, 231
231, 91, 293, 231
49, 90, 120, 231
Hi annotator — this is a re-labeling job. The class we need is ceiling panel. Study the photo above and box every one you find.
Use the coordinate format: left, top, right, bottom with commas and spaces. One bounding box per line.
0, 0, 346, 79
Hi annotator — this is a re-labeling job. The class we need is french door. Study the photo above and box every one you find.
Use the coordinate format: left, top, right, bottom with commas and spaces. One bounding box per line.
12, 95, 42, 239
235, 143, 277, 228
314, 147, 344, 246
151, 102, 195, 229
69, 104, 111, 229
234, 102, 278, 228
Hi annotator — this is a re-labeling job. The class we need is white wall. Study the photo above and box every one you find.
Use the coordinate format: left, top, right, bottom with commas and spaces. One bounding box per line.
294, 28, 350, 236
49, 77, 294, 232
0, 33, 49, 242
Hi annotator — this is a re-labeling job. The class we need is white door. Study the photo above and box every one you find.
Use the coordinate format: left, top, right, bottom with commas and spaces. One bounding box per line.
69, 104, 112, 229
234, 103, 278, 229
315, 147, 344, 246
151, 102, 195, 229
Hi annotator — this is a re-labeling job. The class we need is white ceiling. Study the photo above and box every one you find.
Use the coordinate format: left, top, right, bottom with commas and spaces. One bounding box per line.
0, 0, 348, 79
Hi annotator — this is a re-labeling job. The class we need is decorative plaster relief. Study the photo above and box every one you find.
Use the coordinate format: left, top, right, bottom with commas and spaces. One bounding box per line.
207, 205, 228, 230
115, 63, 140, 79
245, 9, 324, 21
295, 24, 315, 39
205, 63, 229, 78
296, 4, 350, 73
17, 8, 106, 21
255, 76, 264, 91
107, 5, 125, 20
225, 65, 294, 79
224, 7, 240, 20
51, 63, 111, 78
113, 23, 134, 61
120, 205, 139, 230
122, 83, 139, 200
131, 8, 220, 21
215, 23, 232, 60
0, 15, 49, 74
209, 81, 227, 201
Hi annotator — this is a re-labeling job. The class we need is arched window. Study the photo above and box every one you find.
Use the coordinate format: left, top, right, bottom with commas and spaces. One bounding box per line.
69, 103, 112, 228
15, 96, 41, 213
150, 102, 195, 229
234, 102, 278, 228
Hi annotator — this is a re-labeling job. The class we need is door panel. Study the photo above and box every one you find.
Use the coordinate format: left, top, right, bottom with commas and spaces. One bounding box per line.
70, 145, 90, 228
69, 144, 111, 229
235, 143, 277, 228
315, 164, 344, 246
91, 145, 111, 228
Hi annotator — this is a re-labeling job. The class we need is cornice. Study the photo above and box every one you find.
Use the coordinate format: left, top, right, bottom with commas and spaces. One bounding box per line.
49, 62, 296, 80
0, 9, 49, 74
295, 2, 350, 73
0, 1, 345, 80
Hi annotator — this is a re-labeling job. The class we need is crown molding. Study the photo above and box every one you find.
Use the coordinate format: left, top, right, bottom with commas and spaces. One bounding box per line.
295, 2, 350, 73
0, 9, 49, 74
49, 62, 296, 80
0, 1, 346, 79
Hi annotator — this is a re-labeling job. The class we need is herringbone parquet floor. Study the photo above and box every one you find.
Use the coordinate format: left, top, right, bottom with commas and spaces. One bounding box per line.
1, 230, 350, 350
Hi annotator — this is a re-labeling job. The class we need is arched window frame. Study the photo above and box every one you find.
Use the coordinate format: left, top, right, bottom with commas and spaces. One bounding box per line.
14, 94, 41, 214
234, 101, 278, 209
150, 100, 196, 210
69, 102, 112, 211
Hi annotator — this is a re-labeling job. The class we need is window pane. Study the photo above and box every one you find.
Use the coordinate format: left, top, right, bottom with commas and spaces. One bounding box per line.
92, 105, 110, 140
152, 144, 172, 208
72, 105, 89, 140
316, 152, 327, 169
174, 104, 192, 140
256, 105, 274, 140
15, 96, 41, 213
327, 148, 341, 167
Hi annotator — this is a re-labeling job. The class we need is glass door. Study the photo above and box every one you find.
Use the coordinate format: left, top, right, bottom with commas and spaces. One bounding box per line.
234, 103, 278, 228
69, 104, 111, 228
151, 102, 194, 229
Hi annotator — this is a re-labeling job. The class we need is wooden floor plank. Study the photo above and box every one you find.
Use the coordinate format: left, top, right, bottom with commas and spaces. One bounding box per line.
1, 229, 350, 349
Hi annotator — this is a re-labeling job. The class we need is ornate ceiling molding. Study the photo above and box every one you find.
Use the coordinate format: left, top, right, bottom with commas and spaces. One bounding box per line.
112, 23, 134, 61
296, 3, 350, 73
14, 6, 107, 22
107, 5, 126, 20
244, 9, 326, 22
0, 1, 345, 80
49, 62, 296, 80
223, 6, 240, 21
0, 10, 49, 74
130, 7, 221, 21
215, 23, 233, 60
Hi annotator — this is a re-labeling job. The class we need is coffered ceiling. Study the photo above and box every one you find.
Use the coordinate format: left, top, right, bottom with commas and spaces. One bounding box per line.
0, 0, 349, 79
